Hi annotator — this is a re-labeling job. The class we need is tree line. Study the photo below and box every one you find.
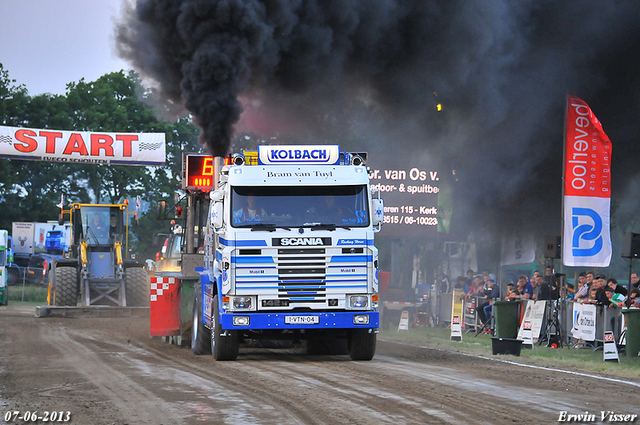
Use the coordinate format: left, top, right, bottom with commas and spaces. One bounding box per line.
0, 63, 201, 260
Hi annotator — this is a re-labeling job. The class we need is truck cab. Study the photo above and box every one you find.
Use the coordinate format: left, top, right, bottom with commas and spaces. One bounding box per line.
193, 145, 384, 360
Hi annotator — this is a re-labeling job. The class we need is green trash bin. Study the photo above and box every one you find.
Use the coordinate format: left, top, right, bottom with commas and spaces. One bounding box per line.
622, 309, 640, 357
493, 300, 521, 339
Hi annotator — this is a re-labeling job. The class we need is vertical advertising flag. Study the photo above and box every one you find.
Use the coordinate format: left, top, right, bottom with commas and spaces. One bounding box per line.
563, 95, 612, 267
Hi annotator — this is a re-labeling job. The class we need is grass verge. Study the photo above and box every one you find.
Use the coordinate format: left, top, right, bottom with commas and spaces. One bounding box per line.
7, 285, 48, 304
379, 323, 640, 381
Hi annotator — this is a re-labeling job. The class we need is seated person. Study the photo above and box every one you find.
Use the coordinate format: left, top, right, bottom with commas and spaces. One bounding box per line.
505, 282, 518, 300
482, 278, 500, 323
234, 195, 267, 223
108, 213, 118, 241
513, 275, 533, 300
90, 212, 108, 240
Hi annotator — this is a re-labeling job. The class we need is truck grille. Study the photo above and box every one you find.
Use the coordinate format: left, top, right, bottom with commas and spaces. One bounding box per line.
234, 246, 369, 305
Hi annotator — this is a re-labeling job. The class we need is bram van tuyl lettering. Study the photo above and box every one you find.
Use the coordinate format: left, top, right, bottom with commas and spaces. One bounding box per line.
557, 411, 638, 422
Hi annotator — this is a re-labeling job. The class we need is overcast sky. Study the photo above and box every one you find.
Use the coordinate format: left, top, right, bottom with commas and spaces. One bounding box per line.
0, 0, 129, 96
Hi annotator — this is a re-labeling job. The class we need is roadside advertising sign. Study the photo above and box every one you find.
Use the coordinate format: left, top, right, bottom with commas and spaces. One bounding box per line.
562, 95, 612, 267
0, 125, 166, 166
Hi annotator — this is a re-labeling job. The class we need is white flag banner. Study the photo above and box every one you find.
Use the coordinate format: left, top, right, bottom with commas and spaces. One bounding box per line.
0, 125, 165, 166
562, 95, 612, 267
563, 196, 612, 267
500, 229, 535, 266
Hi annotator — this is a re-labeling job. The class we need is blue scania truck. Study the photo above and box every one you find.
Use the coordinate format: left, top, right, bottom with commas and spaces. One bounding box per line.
190, 145, 384, 360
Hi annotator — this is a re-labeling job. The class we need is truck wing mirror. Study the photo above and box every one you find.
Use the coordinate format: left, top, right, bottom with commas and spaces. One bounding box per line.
212, 202, 224, 229
156, 201, 166, 220
372, 198, 384, 226
210, 190, 224, 202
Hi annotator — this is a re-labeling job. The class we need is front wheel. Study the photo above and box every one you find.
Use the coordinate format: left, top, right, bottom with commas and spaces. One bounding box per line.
125, 268, 150, 307
50, 267, 78, 306
348, 329, 377, 361
191, 289, 211, 355
7, 268, 19, 286
210, 294, 239, 361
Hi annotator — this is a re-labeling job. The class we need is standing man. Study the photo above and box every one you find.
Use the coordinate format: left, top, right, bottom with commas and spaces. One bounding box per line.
630, 272, 639, 289
574, 272, 589, 302
533, 274, 550, 300
607, 278, 628, 297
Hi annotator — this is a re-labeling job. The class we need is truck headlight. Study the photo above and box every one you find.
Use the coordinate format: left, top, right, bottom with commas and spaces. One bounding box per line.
233, 296, 252, 309
349, 295, 368, 308
233, 316, 250, 326
353, 314, 370, 325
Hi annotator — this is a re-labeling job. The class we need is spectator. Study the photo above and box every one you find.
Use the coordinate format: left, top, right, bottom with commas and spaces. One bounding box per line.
505, 281, 518, 300
549, 273, 561, 300
594, 274, 608, 305
628, 288, 640, 307
607, 278, 628, 297
533, 274, 550, 300
435, 265, 450, 294
574, 272, 589, 302
581, 287, 598, 304
481, 278, 500, 324
453, 276, 466, 291
601, 287, 616, 307
465, 275, 484, 301
631, 272, 639, 289
585, 271, 595, 288
564, 282, 575, 300
514, 275, 533, 300
544, 266, 553, 286
465, 269, 475, 289
475, 278, 492, 324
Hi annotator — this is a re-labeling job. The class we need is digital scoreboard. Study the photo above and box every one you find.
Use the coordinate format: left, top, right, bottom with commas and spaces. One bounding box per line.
182, 153, 214, 191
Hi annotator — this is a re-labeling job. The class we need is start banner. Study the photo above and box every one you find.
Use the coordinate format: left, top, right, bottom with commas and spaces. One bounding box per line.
562, 95, 612, 267
0, 125, 166, 166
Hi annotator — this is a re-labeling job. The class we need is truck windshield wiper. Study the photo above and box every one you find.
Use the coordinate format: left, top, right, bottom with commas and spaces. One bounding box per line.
307, 223, 352, 231
249, 223, 277, 232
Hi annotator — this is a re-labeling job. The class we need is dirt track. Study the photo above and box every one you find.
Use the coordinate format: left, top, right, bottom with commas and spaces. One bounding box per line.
1, 305, 639, 425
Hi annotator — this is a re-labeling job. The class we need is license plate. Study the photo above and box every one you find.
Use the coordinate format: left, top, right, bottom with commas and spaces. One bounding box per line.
285, 315, 319, 325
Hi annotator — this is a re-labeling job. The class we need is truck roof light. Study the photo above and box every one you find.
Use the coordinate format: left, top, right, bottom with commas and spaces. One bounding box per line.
232, 154, 245, 165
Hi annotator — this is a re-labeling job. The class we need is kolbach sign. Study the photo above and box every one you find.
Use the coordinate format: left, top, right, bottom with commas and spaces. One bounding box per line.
0, 125, 166, 166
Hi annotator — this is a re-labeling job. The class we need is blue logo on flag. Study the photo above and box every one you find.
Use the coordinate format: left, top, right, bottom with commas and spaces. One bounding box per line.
571, 207, 603, 257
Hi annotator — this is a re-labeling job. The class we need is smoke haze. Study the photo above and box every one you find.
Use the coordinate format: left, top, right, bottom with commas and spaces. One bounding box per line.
115, 0, 640, 239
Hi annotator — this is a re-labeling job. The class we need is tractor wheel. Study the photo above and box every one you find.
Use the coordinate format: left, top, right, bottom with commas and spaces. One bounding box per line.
210, 294, 238, 361
125, 268, 150, 307
348, 329, 377, 361
191, 289, 211, 355
51, 267, 78, 306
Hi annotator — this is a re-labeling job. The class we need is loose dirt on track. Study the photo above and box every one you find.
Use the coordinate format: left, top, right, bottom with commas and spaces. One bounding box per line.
0, 305, 638, 425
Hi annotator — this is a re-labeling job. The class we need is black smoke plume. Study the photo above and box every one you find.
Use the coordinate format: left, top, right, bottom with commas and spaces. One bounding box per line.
116, 0, 640, 241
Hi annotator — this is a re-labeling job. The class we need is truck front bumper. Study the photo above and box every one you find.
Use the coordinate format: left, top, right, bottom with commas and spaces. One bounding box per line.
221, 311, 379, 330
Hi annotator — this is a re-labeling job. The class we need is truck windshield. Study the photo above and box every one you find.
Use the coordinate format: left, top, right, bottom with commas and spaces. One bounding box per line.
81, 207, 124, 245
231, 185, 370, 228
